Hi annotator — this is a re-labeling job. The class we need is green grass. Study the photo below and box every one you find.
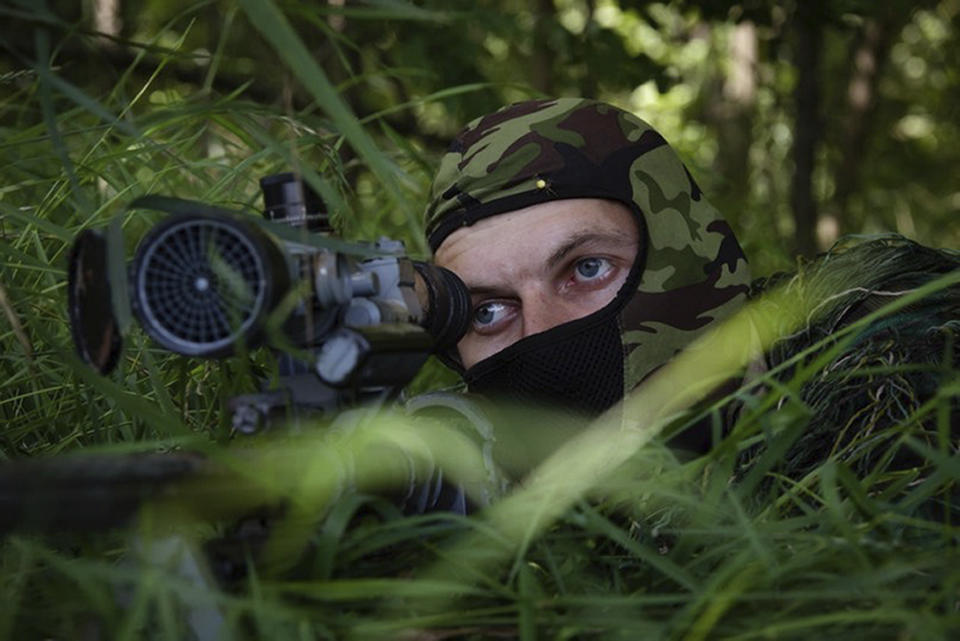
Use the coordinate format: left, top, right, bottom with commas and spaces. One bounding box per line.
1, 3, 958, 639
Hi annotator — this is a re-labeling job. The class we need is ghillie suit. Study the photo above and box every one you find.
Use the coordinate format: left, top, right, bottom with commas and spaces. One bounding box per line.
740, 235, 960, 484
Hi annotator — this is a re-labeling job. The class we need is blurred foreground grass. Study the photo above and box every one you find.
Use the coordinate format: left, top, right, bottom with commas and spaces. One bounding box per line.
1, 3, 958, 639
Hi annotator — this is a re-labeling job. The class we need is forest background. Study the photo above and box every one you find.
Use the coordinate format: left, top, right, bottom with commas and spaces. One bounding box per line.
4, 0, 959, 266
0, 0, 959, 639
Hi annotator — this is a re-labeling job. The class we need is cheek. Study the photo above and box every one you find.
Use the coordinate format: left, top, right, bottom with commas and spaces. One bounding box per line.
455, 335, 485, 370
457, 329, 517, 369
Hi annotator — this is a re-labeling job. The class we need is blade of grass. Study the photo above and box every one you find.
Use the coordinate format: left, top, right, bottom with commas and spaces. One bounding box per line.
237, 0, 426, 253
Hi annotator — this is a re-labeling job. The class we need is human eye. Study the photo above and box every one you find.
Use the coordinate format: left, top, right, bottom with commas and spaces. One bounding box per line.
572, 257, 614, 283
471, 300, 514, 334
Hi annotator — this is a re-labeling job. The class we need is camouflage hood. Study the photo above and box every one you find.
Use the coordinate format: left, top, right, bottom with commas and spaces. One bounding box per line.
425, 98, 751, 392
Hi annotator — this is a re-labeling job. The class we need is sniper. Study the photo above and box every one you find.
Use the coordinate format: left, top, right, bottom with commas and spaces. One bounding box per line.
418, 97, 959, 506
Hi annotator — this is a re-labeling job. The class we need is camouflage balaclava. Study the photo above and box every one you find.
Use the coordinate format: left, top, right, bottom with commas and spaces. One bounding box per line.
425, 98, 751, 416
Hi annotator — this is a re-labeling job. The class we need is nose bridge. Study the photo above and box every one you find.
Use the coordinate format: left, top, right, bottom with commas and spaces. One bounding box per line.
519, 284, 564, 338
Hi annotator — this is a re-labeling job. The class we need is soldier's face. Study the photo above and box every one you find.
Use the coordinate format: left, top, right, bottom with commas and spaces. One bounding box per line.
435, 198, 640, 369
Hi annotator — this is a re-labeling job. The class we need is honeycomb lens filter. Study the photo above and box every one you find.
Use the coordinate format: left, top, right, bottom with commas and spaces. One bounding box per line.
131, 214, 279, 357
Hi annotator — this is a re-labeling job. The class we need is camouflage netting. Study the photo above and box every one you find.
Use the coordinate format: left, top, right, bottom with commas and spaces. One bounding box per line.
425, 98, 752, 393
741, 235, 960, 481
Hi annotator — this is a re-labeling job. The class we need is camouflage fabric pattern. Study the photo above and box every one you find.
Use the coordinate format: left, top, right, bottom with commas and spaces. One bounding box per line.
425, 98, 752, 390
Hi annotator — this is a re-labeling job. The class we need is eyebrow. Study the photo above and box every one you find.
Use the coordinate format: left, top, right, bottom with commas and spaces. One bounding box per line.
466, 284, 512, 298
545, 230, 636, 270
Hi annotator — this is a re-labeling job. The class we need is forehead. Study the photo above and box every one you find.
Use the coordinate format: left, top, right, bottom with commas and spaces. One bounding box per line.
434, 198, 637, 280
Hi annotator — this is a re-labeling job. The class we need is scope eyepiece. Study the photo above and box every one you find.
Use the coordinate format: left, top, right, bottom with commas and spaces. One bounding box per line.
412, 262, 471, 351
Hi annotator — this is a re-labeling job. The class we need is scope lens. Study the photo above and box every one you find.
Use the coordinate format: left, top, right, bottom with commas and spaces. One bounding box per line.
67, 230, 122, 374
412, 262, 471, 351
130, 214, 285, 357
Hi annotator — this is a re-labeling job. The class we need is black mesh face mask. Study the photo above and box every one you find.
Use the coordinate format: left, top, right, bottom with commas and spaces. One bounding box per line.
459, 210, 647, 418
462, 309, 626, 417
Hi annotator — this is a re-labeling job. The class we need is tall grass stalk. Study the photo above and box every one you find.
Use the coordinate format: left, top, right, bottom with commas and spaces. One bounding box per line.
0, 4, 957, 640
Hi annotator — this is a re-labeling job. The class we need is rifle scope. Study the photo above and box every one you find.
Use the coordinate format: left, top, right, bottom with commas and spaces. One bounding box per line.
67, 174, 471, 376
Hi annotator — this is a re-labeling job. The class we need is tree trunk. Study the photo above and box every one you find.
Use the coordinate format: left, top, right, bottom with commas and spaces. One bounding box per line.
531, 0, 555, 95
790, 2, 822, 257
93, 0, 121, 39
719, 21, 757, 215
92, 0, 122, 53
327, 0, 346, 32
828, 19, 892, 236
